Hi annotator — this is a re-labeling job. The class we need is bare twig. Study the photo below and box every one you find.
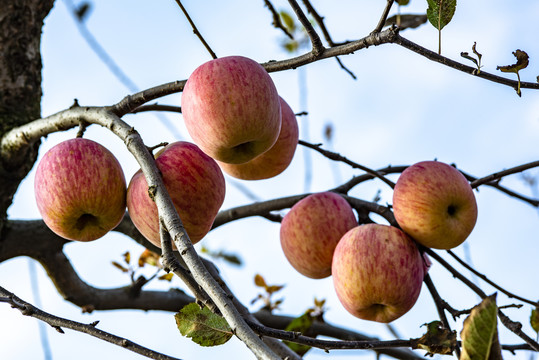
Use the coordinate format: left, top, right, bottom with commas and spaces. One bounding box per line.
287, 0, 325, 56
0, 285, 184, 360
425, 249, 539, 351
299, 140, 396, 189
446, 250, 539, 307
174, 0, 217, 59
470, 160, 539, 189
263, 0, 294, 39
131, 104, 182, 114
301, 0, 337, 46
423, 274, 461, 357
373, 0, 396, 33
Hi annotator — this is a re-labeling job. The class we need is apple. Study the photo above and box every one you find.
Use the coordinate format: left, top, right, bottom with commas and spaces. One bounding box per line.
181, 55, 281, 164
34, 138, 126, 242
218, 96, 299, 180
392, 161, 478, 250
126, 141, 225, 248
280, 192, 357, 279
332, 224, 424, 323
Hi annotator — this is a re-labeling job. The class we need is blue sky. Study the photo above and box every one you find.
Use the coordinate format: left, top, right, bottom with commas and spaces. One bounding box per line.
1, 1, 538, 359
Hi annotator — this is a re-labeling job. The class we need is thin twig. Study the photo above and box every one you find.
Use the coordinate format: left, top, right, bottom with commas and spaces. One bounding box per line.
0, 286, 184, 360
174, 0, 217, 59
470, 160, 539, 189
131, 104, 182, 114
423, 274, 461, 357
300, 0, 339, 47
373, 0, 396, 33
246, 319, 414, 351
461, 170, 539, 207
287, 0, 325, 56
446, 250, 539, 307
299, 139, 396, 189
393, 35, 539, 91
263, 0, 294, 39
425, 249, 539, 351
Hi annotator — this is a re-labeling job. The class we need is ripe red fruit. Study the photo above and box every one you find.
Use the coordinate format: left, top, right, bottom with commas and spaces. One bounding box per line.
126, 141, 226, 247
34, 138, 126, 241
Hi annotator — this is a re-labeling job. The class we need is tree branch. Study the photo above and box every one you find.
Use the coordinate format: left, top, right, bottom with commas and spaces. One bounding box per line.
1, 106, 281, 359
286, 0, 325, 57
174, 0, 217, 59
0, 285, 184, 360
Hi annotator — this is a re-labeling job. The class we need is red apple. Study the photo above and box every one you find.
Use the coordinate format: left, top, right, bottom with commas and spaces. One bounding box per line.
181, 56, 281, 164
34, 138, 126, 242
280, 192, 357, 279
332, 224, 424, 323
219, 96, 299, 180
126, 141, 225, 248
392, 161, 478, 250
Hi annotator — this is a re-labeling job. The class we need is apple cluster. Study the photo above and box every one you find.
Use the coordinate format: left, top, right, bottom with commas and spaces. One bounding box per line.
34, 56, 299, 248
33, 56, 478, 325
279, 161, 478, 323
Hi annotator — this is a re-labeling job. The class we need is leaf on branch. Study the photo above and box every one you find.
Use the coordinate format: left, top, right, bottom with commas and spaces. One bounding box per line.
460, 294, 501, 360
496, 49, 529, 97
138, 249, 160, 267
279, 10, 296, 33
531, 306, 539, 334
123, 251, 131, 265
398, 0, 411, 5
427, 0, 457, 54
111, 261, 129, 273
254, 273, 267, 288
461, 42, 483, 74
158, 273, 174, 282
496, 49, 529, 73
384, 14, 428, 30
200, 246, 242, 266
411, 320, 457, 356
426, 0, 457, 31
252, 274, 285, 311
174, 303, 233, 347
284, 312, 315, 356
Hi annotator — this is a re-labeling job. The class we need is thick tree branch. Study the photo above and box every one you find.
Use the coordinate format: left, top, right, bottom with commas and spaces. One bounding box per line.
1, 106, 280, 359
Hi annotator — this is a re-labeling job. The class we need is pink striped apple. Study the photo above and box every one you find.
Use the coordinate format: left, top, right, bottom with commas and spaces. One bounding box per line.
280, 192, 357, 279
219, 96, 299, 180
332, 224, 424, 323
34, 138, 126, 242
126, 141, 225, 248
392, 161, 478, 250
181, 56, 281, 164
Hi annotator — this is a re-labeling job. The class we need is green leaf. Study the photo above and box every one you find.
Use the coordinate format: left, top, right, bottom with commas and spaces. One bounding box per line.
279, 10, 296, 32
426, 0, 456, 54
426, 0, 456, 30
398, 0, 411, 5
411, 320, 457, 356
284, 312, 314, 356
174, 303, 233, 347
531, 306, 539, 334
460, 294, 500, 360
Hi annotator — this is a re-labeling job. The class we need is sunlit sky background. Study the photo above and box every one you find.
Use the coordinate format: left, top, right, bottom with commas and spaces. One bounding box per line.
1, 1, 538, 359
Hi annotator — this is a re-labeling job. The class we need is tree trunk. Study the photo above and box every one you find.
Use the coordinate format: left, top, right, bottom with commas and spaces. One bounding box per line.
0, 0, 54, 228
